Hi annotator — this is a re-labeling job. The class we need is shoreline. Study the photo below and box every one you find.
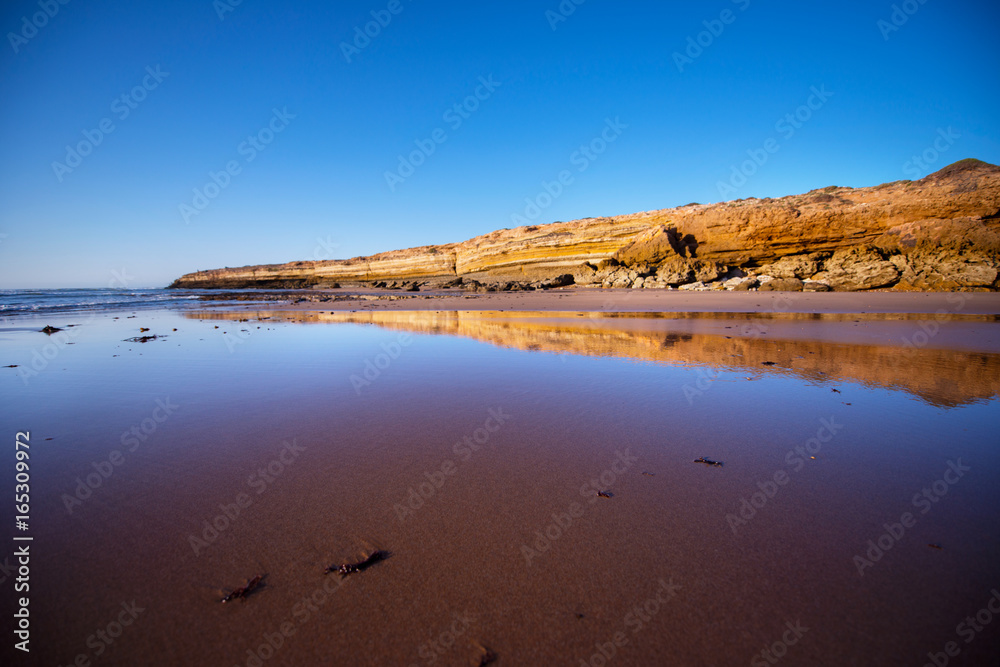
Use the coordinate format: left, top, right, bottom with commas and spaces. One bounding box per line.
193, 288, 1000, 315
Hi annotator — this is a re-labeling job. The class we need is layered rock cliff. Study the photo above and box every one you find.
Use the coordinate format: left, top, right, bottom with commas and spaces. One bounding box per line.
170, 159, 1000, 292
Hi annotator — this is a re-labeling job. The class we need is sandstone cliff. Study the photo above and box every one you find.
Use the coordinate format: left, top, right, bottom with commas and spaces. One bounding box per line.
170, 159, 1000, 292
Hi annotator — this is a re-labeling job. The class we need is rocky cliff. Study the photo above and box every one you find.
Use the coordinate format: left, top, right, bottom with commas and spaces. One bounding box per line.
170, 159, 1000, 292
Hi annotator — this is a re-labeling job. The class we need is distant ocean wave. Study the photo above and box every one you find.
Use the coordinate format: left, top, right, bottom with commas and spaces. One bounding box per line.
0, 288, 226, 317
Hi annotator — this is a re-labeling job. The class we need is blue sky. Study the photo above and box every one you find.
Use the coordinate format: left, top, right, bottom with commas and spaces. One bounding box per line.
1, 0, 998, 288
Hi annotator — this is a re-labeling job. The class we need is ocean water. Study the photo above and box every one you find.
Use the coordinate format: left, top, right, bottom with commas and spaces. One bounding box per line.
0, 288, 256, 318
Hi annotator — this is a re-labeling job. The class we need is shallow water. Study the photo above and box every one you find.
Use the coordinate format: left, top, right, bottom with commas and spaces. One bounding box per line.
1, 310, 998, 666
0, 289, 203, 317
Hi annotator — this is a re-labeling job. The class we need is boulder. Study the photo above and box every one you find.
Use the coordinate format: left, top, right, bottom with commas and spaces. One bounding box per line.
724, 276, 758, 291
641, 277, 667, 289
571, 263, 598, 285
758, 278, 804, 292
632, 264, 655, 277
610, 272, 635, 289
537, 274, 575, 290
756, 253, 828, 279
811, 246, 900, 291
462, 279, 482, 291
694, 261, 727, 283
650, 257, 725, 286
655, 258, 696, 286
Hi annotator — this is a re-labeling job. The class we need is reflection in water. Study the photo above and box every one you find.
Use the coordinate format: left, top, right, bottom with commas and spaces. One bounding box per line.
186, 310, 1000, 408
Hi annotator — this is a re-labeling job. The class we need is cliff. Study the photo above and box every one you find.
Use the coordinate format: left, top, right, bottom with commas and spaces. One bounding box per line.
170, 159, 1000, 292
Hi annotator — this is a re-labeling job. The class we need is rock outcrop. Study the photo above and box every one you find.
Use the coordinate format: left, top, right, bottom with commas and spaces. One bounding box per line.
171, 159, 1000, 292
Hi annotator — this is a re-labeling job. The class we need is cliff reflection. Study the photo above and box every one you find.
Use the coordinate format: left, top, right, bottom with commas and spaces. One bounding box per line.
186, 310, 1000, 408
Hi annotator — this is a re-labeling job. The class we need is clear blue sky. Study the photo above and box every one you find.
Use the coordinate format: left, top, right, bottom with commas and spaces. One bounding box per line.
1, 0, 998, 288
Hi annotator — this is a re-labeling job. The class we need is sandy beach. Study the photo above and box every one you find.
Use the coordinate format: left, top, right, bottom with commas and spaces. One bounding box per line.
2, 291, 998, 666
195, 287, 1000, 316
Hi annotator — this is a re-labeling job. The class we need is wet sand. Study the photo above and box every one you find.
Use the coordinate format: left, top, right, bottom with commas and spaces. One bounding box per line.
209, 287, 1000, 315
187, 309, 1000, 408
1, 294, 999, 666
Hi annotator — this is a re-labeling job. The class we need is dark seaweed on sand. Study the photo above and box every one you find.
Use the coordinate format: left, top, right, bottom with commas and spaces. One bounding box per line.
220, 574, 265, 603
694, 457, 723, 467
476, 646, 498, 665
325, 550, 390, 578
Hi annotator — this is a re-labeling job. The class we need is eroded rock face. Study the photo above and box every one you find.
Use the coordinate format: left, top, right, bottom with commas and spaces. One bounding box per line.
613, 226, 681, 265
891, 252, 998, 290
571, 263, 599, 285
170, 159, 1000, 292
